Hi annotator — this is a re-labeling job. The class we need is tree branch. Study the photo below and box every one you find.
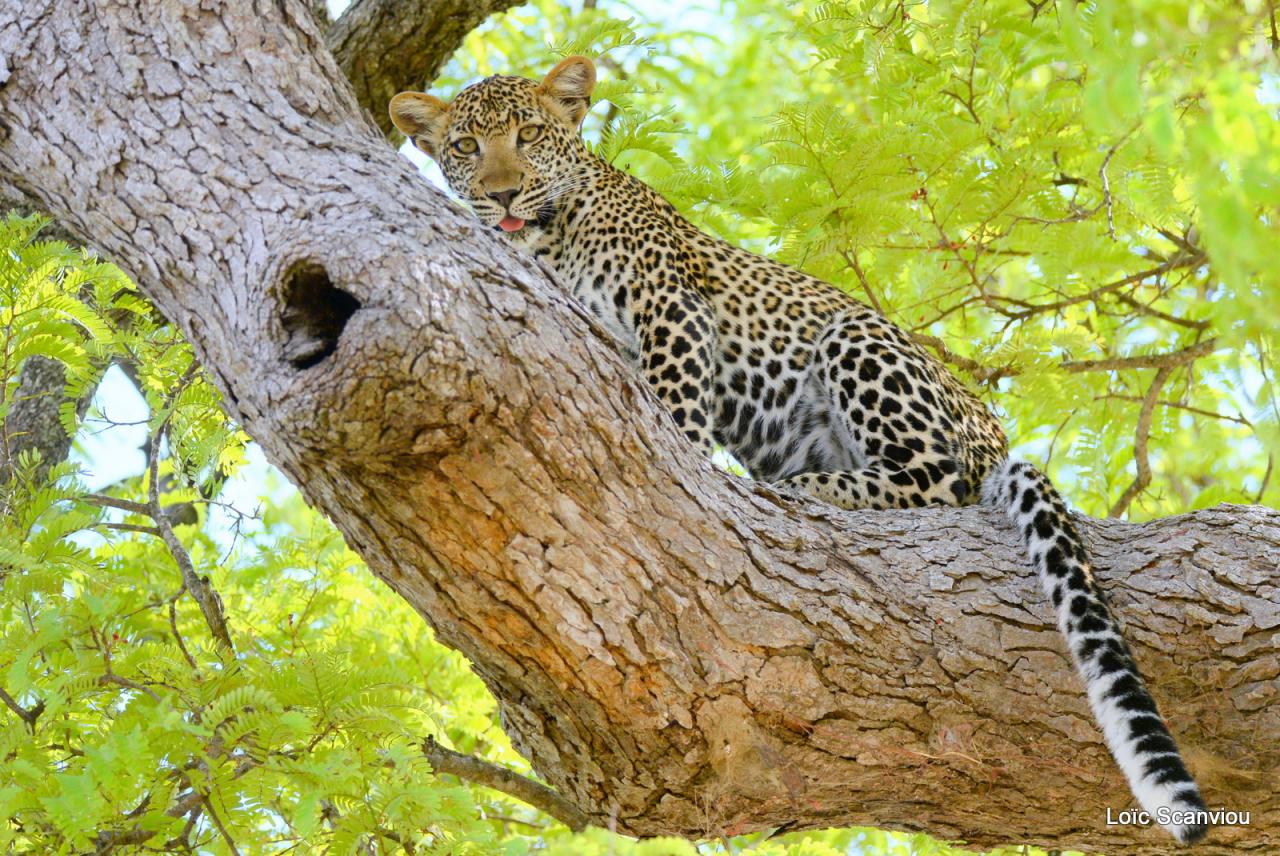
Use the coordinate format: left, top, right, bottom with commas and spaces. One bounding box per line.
839, 248, 886, 316
422, 736, 590, 831
98, 521, 159, 535
997, 254, 1205, 321
1108, 364, 1174, 518
910, 332, 1016, 385
914, 335, 1218, 386
1098, 126, 1138, 240
85, 493, 152, 515
97, 672, 162, 704
1061, 338, 1217, 374
0, 686, 44, 730
326, 0, 525, 137
146, 365, 236, 654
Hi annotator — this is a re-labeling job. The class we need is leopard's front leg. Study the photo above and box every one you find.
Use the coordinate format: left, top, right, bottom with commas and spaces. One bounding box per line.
634, 286, 719, 456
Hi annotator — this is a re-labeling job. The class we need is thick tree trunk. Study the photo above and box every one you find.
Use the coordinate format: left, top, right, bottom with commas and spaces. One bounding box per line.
0, 2, 1275, 852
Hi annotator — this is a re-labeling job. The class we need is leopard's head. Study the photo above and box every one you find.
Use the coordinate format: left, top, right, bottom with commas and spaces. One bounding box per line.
390, 57, 596, 233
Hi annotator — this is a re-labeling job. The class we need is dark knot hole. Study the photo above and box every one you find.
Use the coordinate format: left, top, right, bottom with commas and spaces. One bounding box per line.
280, 262, 361, 370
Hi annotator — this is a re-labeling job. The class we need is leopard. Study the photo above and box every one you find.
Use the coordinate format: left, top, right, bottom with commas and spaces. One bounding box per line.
390, 56, 1209, 844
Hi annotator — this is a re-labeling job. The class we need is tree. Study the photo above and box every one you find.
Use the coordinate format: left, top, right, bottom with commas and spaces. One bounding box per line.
1, 0, 1276, 853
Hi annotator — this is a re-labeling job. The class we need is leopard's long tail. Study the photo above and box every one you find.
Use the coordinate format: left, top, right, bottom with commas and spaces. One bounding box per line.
981, 459, 1208, 845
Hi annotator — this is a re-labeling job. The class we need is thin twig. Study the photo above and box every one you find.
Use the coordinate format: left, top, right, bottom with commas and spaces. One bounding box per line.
85, 493, 152, 515
94, 758, 256, 853
99, 673, 163, 704
1099, 126, 1138, 240
0, 686, 44, 730
148, 364, 235, 653
1109, 364, 1174, 518
84, 366, 235, 653
1256, 454, 1274, 504
1156, 225, 1203, 257
839, 248, 885, 315
909, 337, 1216, 384
100, 522, 160, 535
1026, 0, 1055, 22
152, 506, 235, 652
1000, 254, 1204, 320
1007, 201, 1101, 227
1062, 338, 1217, 374
1113, 292, 1210, 330
871, 241, 1031, 257
422, 736, 590, 831
168, 585, 199, 670
1044, 414, 1072, 468
1096, 394, 1252, 426
482, 813, 548, 830
200, 795, 242, 856
910, 333, 1014, 385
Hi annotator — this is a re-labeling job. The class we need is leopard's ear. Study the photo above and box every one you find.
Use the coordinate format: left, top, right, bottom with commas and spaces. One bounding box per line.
538, 56, 596, 127
389, 92, 449, 157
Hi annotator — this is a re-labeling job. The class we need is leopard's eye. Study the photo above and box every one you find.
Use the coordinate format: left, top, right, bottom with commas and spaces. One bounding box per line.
452, 137, 479, 155
517, 124, 544, 145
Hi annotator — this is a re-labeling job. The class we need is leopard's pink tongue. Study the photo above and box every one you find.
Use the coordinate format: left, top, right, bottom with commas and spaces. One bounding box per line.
498, 216, 526, 232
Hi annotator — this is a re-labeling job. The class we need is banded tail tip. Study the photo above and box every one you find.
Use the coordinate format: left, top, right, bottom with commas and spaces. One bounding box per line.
1147, 786, 1210, 845
1174, 819, 1210, 845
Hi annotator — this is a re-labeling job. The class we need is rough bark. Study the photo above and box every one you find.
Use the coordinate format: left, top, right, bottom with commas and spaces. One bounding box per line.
327, 0, 524, 136
0, 2, 1275, 853
0, 356, 75, 484
0, 212, 94, 486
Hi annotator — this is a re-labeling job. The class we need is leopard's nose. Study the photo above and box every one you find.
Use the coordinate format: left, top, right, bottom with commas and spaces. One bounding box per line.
486, 188, 519, 209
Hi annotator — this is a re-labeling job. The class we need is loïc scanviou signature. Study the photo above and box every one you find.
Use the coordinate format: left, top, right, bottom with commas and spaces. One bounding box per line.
1106, 806, 1251, 828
